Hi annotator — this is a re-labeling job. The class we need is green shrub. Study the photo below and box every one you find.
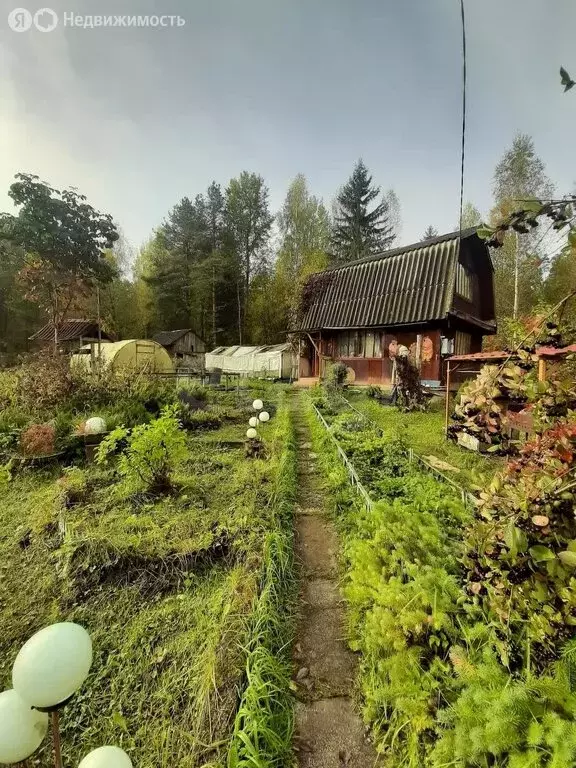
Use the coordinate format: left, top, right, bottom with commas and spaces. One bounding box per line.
177, 381, 208, 402
432, 639, 576, 768
325, 361, 348, 387
96, 406, 188, 494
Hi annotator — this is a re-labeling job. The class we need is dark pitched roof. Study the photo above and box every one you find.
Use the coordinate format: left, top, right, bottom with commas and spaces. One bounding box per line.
153, 329, 198, 347
298, 228, 483, 331
30, 320, 112, 343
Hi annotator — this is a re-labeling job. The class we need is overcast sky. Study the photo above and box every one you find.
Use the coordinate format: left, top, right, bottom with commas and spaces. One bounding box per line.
1, 0, 575, 255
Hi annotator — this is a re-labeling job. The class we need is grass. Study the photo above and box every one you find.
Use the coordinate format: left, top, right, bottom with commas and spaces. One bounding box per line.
227, 405, 297, 768
344, 391, 504, 488
0, 385, 295, 768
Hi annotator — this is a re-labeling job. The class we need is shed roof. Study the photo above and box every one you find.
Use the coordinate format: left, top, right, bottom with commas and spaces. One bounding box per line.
297, 228, 484, 331
207, 343, 290, 357
153, 328, 202, 347
30, 319, 112, 343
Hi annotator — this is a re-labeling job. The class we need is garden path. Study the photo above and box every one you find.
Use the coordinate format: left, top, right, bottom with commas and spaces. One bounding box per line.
289, 392, 377, 768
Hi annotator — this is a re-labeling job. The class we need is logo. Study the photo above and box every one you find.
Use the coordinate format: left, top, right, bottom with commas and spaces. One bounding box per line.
7, 6, 58, 31
8, 7, 32, 31
34, 7, 58, 31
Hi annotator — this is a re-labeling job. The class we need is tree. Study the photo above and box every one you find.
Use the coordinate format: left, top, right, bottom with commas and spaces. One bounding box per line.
0, 240, 44, 362
0, 173, 118, 348
268, 174, 330, 338
422, 225, 439, 240
225, 172, 273, 343
459, 202, 482, 230
331, 160, 396, 264
491, 134, 553, 319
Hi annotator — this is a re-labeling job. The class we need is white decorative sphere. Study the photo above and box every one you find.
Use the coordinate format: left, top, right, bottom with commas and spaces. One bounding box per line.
0, 689, 48, 764
246, 428, 258, 439
248, 417, 258, 428
252, 399, 263, 411
258, 411, 270, 423
78, 746, 133, 768
84, 417, 107, 435
13, 623, 93, 709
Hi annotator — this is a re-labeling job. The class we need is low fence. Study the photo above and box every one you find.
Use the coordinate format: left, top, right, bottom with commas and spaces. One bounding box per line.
313, 394, 476, 509
310, 402, 374, 512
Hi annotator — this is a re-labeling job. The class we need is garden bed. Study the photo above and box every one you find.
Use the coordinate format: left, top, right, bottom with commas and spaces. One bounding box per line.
0, 367, 295, 768
304, 386, 576, 768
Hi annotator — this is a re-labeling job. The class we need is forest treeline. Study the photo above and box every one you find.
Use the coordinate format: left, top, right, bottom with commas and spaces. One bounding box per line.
0, 134, 574, 361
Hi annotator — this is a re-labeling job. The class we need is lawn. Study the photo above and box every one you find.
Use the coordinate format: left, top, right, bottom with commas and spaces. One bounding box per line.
344, 390, 504, 489
0, 376, 294, 768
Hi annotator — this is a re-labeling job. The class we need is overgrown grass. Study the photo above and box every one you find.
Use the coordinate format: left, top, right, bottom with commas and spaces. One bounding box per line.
0, 386, 294, 768
227, 396, 297, 768
345, 391, 503, 488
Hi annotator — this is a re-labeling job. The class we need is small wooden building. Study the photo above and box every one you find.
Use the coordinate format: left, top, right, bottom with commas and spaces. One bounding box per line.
295, 228, 496, 386
30, 319, 112, 353
153, 329, 205, 370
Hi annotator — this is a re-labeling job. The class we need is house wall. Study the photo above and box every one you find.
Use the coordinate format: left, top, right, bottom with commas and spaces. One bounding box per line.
313, 327, 443, 385
171, 332, 205, 355
167, 331, 205, 370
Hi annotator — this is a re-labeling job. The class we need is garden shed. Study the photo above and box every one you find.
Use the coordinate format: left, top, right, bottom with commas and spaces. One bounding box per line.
205, 343, 295, 379
153, 328, 205, 370
71, 339, 174, 374
295, 228, 496, 386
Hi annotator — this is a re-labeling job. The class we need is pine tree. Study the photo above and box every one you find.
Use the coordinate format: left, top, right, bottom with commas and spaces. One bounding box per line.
332, 160, 395, 264
422, 225, 438, 240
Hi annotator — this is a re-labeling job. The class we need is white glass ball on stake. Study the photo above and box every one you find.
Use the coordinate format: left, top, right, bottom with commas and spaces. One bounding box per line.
0, 689, 48, 764
246, 428, 258, 439
78, 745, 133, 768
84, 417, 107, 435
252, 399, 263, 411
12, 622, 93, 709
248, 416, 258, 428
258, 411, 270, 423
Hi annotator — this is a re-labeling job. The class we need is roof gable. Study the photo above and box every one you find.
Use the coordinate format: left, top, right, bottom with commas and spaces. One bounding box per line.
298, 230, 482, 331
153, 329, 203, 347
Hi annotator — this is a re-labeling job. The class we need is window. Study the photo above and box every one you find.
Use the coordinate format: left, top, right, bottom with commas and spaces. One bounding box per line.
336, 330, 382, 358
454, 331, 471, 356
456, 263, 473, 301
337, 332, 350, 357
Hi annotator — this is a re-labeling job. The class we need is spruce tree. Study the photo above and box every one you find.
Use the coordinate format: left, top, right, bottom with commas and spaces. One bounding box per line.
332, 159, 395, 264
422, 225, 439, 240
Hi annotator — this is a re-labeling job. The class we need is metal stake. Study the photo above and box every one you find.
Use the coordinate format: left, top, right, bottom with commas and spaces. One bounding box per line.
52, 710, 63, 768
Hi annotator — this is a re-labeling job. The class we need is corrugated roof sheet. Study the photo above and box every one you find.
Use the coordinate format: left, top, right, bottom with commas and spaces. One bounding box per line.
449, 350, 509, 362
153, 329, 193, 347
298, 228, 477, 331
30, 320, 112, 343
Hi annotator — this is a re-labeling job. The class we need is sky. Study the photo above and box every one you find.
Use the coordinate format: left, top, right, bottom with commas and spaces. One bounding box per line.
1, 0, 575, 256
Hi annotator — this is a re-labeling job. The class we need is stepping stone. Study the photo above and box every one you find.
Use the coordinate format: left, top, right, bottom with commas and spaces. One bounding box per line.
295, 517, 338, 578
303, 579, 342, 609
296, 607, 356, 693
295, 698, 376, 768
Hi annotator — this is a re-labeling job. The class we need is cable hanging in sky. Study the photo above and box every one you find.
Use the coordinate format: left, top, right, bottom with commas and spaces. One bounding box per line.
458, 0, 467, 236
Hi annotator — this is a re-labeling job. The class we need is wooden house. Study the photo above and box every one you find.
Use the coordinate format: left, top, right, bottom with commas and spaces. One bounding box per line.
295, 228, 496, 386
153, 329, 206, 370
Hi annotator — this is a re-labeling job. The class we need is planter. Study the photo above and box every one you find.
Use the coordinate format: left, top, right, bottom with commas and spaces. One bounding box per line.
456, 431, 489, 453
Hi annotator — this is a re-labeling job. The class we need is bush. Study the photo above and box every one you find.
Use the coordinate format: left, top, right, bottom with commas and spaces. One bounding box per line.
96, 406, 188, 494
20, 423, 56, 457
325, 361, 348, 387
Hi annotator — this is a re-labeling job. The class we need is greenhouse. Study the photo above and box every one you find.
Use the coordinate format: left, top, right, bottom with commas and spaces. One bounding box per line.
205, 343, 295, 379
71, 339, 174, 374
